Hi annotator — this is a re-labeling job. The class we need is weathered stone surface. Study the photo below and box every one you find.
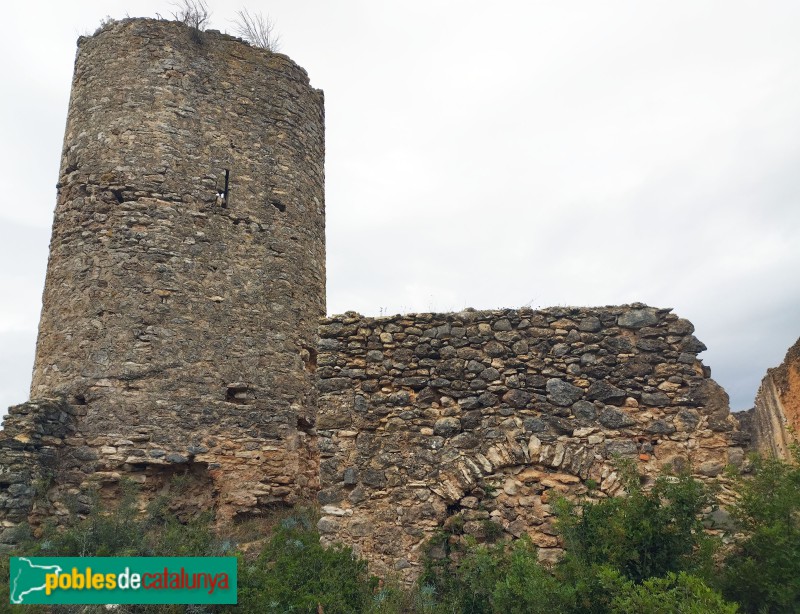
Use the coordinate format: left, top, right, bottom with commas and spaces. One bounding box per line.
1, 18, 324, 527
546, 379, 584, 407
599, 408, 636, 429
751, 337, 800, 459
572, 401, 597, 421
0, 399, 73, 526
668, 319, 695, 335
433, 417, 462, 438
316, 306, 744, 584
645, 419, 676, 435
705, 508, 735, 531
605, 440, 638, 456
680, 336, 708, 353
502, 389, 532, 408
617, 309, 659, 329
579, 316, 602, 332
586, 381, 627, 405
697, 460, 725, 477
641, 392, 671, 407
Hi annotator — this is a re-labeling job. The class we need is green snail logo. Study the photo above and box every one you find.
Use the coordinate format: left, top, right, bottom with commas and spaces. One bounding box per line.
10, 557, 63, 604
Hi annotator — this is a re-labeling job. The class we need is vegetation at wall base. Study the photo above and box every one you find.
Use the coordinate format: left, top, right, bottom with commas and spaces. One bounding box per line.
236, 512, 372, 613
1, 450, 799, 612
403, 455, 799, 613
718, 445, 800, 613
555, 460, 717, 583
0, 484, 373, 614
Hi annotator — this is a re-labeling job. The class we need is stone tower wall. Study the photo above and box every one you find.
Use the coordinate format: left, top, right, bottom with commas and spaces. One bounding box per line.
315, 306, 748, 582
25, 19, 325, 518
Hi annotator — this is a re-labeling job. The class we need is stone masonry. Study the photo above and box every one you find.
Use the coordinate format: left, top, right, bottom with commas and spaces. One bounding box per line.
2, 17, 325, 530
315, 306, 747, 582
0, 400, 74, 528
0, 17, 772, 584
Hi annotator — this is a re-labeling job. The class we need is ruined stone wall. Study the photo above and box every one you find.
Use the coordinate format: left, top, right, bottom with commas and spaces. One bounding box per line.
0, 400, 74, 543
316, 305, 747, 582
751, 337, 800, 459
19, 18, 325, 520
0, 15, 768, 572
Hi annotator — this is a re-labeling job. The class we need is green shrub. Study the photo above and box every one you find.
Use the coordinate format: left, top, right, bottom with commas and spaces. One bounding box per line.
6, 451, 799, 614
719, 446, 800, 613
491, 538, 575, 613
234, 511, 374, 614
555, 461, 715, 583
611, 571, 738, 613
2, 485, 371, 613
481, 519, 503, 543
35, 482, 145, 557
26, 482, 224, 560
418, 537, 508, 613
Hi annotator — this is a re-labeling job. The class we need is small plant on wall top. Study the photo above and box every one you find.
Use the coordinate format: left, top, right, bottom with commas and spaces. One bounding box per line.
233, 8, 281, 51
171, 0, 211, 31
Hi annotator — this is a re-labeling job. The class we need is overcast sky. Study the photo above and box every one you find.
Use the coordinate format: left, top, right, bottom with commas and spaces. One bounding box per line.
1, 1, 799, 414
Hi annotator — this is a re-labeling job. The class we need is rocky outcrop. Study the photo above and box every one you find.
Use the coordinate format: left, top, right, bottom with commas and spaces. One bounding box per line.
751, 337, 800, 459
315, 305, 746, 582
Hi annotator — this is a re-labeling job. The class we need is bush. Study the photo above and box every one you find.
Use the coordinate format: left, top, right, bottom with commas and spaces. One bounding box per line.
171, 0, 211, 31
5, 452, 798, 614
233, 9, 280, 52
611, 571, 738, 613
2, 484, 372, 613
555, 461, 715, 584
491, 538, 575, 613
719, 446, 800, 613
27, 482, 224, 559
418, 535, 508, 613
235, 511, 374, 613
413, 533, 732, 614
413, 463, 731, 614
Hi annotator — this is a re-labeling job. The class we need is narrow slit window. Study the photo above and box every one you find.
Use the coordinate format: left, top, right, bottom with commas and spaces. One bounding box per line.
215, 169, 230, 207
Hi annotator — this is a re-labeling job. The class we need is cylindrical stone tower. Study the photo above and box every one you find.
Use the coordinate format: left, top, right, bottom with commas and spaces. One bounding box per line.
30, 18, 324, 517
